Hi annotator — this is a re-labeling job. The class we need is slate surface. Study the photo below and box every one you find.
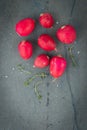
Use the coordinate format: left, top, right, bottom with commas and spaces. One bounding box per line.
0, 0, 87, 130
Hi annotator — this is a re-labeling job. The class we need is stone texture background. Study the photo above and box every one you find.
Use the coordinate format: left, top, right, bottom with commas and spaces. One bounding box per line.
0, 0, 87, 130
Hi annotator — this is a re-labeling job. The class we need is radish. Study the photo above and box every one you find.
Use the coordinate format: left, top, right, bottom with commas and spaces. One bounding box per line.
15, 18, 35, 36
56, 25, 76, 44
39, 13, 54, 28
18, 40, 33, 60
34, 54, 50, 68
50, 56, 67, 78
38, 34, 56, 51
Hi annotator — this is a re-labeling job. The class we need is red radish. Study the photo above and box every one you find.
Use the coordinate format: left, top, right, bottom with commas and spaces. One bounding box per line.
18, 40, 33, 60
38, 34, 56, 51
56, 25, 76, 44
39, 13, 54, 28
15, 18, 35, 36
34, 54, 50, 68
50, 56, 67, 78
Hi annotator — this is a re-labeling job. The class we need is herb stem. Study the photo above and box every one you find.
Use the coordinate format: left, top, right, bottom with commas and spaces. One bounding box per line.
68, 47, 77, 67
34, 81, 42, 100
17, 64, 31, 74
24, 72, 48, 86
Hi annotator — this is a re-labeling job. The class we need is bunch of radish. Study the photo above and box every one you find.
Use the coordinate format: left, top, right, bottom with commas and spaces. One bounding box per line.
15, 13, 77, 78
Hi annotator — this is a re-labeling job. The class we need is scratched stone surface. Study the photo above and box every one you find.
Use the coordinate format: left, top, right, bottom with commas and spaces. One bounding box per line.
0, 0, 87, 130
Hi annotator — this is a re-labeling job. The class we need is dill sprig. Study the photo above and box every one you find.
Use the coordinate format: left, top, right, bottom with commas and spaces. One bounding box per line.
17, 64, 49, 100
34, 81, 42, 100
68, 47, 77, 67
24, 72, 48, 86
17, 64, 31, 74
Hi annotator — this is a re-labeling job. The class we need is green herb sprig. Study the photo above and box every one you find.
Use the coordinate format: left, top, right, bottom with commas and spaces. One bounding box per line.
68, 47, 77, 67
34, 81, 42, 100
24, 72, 48, 86
17, 64, 31, 74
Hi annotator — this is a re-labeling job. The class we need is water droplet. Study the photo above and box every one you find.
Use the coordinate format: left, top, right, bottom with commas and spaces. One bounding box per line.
4, 75, 8, 78
74, 41, 77, 44
57, 84, 59, 87
41, 7, 45, 10
12, 67, 15, 70
56, 21, 59, 24
77, 51, 80, 54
